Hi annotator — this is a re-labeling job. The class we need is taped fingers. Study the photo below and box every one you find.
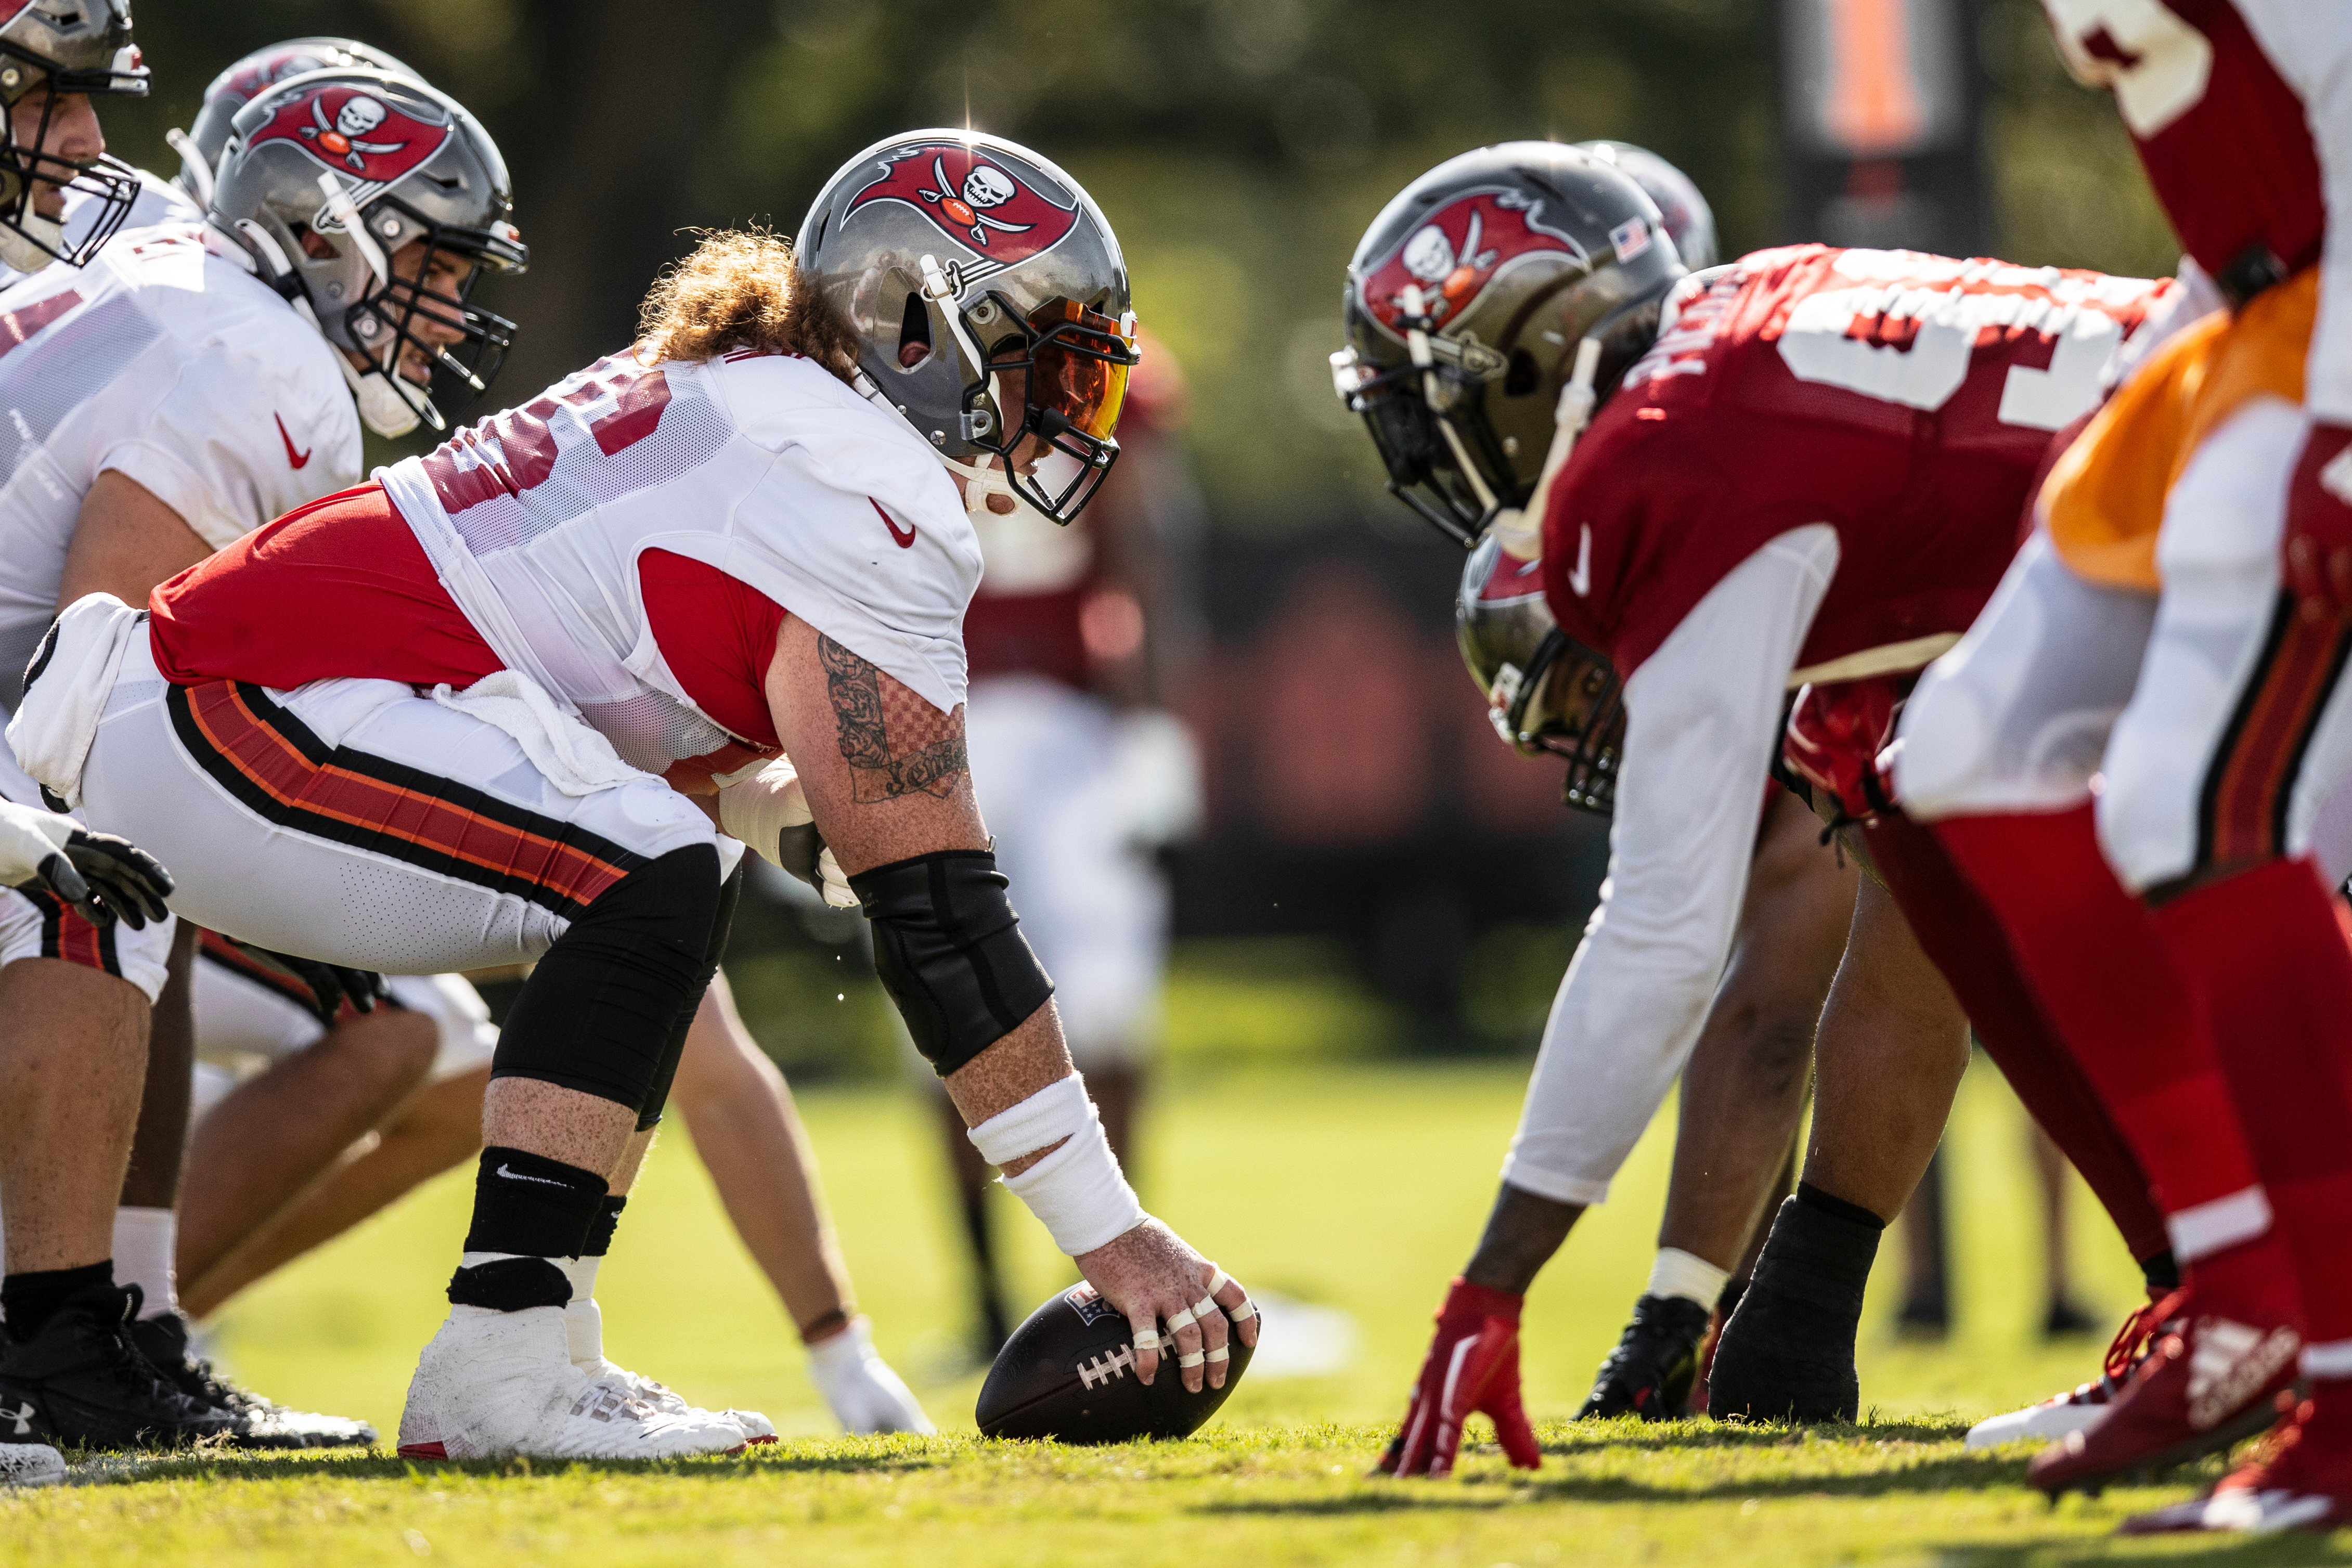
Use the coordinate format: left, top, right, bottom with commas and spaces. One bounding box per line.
1191, 1288, 1231, 1387
1165, 1302, 1208, 1393
1210, 1265, 1260, 1345
1129, 1319, 1163, 1385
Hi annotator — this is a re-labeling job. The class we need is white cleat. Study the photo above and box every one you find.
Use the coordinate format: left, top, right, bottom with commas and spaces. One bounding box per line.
565, 1294, 775, 1444
0, 1442, 64, 1488
397, 1305, 746, 1461
808, 1317, 935, 1435
1965, 1376, 2123, 1450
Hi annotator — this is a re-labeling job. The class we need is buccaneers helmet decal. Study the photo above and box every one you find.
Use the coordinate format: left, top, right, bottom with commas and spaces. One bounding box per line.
218, 44, 353, 105
244, 84, 451, 195
1361, 189, 1593, 339
846, 143, 1082, 278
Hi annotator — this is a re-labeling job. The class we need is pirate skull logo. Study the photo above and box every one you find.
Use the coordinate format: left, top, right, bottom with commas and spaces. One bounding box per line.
920, 155, 1035, 248
300, 90, 411, 171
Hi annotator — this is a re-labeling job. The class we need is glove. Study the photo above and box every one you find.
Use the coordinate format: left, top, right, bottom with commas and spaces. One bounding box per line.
0, 800, 173, 929
1377, 1277, 1541, 1478
805, 1317, 936, 1435
1782, 677, 1902, 825
2284, 421, 2352, 620
716, 759, 855, 908
219, 937, 386, 1028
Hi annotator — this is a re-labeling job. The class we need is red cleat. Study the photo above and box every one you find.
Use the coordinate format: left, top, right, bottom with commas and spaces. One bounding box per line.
2028, 1292, 2302, 1496
2122, 1395, 2352, 1535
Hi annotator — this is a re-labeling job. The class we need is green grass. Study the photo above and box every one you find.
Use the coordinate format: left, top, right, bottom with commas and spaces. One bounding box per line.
4, 1056, 2324, 1563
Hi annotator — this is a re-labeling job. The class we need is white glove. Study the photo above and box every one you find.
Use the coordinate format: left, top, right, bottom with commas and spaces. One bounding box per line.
716, 759, 855, 908
806, 1318, 935, 1435
0, 797, 74, 886
0, 799, 174, 929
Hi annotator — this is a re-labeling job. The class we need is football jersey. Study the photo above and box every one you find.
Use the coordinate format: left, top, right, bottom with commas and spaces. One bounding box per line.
0, 222, 361, 701
1537, 245, 2171, 682
2040, 1, 2352, 421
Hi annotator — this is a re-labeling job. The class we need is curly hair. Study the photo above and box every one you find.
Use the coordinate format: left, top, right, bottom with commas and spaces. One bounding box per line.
634, 228, 860, 382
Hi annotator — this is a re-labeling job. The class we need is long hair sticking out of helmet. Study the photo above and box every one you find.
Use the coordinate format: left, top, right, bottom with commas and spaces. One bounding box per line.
636, 228, 861, 381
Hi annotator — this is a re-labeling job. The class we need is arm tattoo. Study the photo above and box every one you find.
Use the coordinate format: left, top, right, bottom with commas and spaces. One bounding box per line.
818, 634, 968, 802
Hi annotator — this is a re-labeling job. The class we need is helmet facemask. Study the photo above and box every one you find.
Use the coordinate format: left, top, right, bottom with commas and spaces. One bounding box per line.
0, 35, 148, 271
1488, 630, 1626, 814
329, 188, 526, 436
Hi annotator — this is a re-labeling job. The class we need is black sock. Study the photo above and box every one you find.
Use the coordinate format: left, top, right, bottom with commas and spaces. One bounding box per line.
448, 1148, 609, 1313
1796, 1181, 1887, 1230
2, 1261, 114, 1343
581, 1195, 626, 1259
2140, 1248, 2180, 1293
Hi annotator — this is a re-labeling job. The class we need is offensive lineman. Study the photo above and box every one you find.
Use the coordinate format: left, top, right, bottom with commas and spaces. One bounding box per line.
1331, 142, 2185, 1472
0, 63, 524, 1451
15, 133, 1256, 1460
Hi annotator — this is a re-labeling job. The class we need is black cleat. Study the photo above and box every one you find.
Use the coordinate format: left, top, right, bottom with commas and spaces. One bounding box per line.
0, 1283, 241, 1452
1708, 1196, 1878, 1424
128, 1311, 376, 1449
1578, 1293, 1713, 1420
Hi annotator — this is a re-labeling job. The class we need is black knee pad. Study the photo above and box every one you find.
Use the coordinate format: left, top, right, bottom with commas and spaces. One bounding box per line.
852, 848, 1052, 1076
631, 859, 743, 1132
492, 844, 722, 1114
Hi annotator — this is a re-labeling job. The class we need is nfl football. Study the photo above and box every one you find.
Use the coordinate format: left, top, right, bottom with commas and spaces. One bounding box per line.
976, 1282, 1254, 1442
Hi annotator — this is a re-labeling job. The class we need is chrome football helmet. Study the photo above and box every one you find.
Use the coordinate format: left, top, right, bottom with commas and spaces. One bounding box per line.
207, 69, 525, 437
1573, 141, 1717, 270
1334, 141, 1685, 548
169, 37, 421, 209
0, 0, 147, 271
1458, 532, 1624, 814
798, 129, 1138, 524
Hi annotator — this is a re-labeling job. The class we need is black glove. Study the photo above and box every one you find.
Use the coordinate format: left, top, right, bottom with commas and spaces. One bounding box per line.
220, 937, 387, 1028
33, 827, 174, 930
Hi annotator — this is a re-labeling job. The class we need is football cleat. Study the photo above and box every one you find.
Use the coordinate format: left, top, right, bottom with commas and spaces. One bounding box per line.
0, 1282, 241, 1451
1967, 1291, 2175, 1450
563, 1293, 774, 1444
1577, 1293, 1712, 1421
128, 1310, 375, 1449
0, 1442, 64, 1487
2028, 1293, 2302, 1496
398, 1305, 747, 1461
806, 1317, 935, 1435
2121, 1396, 2352, 1535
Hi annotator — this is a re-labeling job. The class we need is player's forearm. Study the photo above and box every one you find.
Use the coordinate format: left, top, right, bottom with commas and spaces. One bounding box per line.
945, 1002, 1077, 1166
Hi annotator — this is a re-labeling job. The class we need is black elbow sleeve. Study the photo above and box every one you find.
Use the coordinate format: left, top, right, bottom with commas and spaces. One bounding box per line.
851, 848, 1053, 1076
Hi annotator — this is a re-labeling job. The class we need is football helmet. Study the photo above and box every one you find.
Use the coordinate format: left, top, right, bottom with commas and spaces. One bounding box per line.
0, 0, 147, 272
1573, 141, 1717, 271
1457, 532, 1624, 814
167, 37, 421, 209
207, 70, 525, 437
1333, 141, 1685, 548
798, 130, 1138, 524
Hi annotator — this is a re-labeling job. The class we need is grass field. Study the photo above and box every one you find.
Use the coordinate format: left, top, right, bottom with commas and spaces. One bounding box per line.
5, 1055, 2333, 1565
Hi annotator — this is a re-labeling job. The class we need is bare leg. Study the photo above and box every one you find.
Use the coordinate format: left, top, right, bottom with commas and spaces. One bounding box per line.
174, 1007, 438, 1290
0, 959, 148, 1273
119, 923, 197, 1210
180, 1068, 489, 1319
671, 974, 854, 1340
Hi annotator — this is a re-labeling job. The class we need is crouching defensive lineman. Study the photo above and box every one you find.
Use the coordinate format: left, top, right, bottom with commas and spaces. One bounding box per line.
10, 132, 1253, 1460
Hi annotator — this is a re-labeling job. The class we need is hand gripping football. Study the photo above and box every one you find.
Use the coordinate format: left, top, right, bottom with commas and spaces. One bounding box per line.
976, 1282, 1253, 1443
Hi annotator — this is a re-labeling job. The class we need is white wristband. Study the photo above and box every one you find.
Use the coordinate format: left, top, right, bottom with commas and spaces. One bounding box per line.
1000, 1113, 1145, 1256
967, 1073, 1092, 1167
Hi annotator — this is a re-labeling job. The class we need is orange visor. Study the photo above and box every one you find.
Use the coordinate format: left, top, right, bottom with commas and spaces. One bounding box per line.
1027, 297, 1135, 441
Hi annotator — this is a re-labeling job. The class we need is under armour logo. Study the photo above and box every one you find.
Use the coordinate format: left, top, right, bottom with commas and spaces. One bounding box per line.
1077, 1346, 1135, 1390
496, 1163, 570, 1189
0, 1399, 34, 1436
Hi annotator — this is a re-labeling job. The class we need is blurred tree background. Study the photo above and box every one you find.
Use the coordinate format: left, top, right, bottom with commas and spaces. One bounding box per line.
98, 1, 2187, 1074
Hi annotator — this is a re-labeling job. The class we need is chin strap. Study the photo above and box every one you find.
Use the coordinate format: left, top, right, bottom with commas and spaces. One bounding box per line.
1490, 336, 1603, 561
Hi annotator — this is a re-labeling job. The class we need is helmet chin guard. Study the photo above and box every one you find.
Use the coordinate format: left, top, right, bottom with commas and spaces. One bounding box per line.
1457, 533, 1625, 814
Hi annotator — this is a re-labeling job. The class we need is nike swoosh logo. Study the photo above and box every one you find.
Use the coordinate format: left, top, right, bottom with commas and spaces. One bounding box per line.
495, 1162, 569, 1189
1567, 523, 1593, 597
274, 413, 311, 470
871, 499, 916, 549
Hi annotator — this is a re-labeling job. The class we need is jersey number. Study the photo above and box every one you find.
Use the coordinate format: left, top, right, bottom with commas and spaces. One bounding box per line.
422, 361, 670, 512
1777, 284, 2124, 432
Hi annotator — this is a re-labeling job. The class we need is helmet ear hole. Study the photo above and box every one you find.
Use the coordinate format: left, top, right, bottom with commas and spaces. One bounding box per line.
1504, 349, 1540, 397
896, 288, 932, 369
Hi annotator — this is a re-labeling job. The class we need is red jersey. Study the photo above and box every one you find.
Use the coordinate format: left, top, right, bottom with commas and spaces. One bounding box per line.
1537, 245, 2170, 679
2043, 1, 2325, 294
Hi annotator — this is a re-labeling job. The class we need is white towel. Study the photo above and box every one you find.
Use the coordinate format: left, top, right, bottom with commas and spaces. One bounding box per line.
428, 670, 652, 798
7, 592, 143, 809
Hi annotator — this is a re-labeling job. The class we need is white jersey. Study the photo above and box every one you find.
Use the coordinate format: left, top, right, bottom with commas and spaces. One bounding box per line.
379, 349, 979, 771
0, 222, 361, 697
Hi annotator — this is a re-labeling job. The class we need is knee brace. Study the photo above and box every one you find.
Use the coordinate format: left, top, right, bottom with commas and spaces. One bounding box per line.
492, 844, 722, 1113
631, 859, 743, 1131
852, 848, 1053, 1076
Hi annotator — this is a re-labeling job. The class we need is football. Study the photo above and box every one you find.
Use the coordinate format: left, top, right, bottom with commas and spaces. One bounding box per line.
975, 1282, 1255, 1442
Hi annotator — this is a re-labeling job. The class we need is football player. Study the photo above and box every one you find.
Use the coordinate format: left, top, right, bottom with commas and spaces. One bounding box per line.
0, 62, 523, 1452
1882, 2, 2352, 1533
1332, 142, 2188, 1473
14, 132, 1256, 1461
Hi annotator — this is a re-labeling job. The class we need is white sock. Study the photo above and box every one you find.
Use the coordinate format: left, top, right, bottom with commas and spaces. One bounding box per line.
1646, 1246, 1731, 1310
113, 1206, 178, 1320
